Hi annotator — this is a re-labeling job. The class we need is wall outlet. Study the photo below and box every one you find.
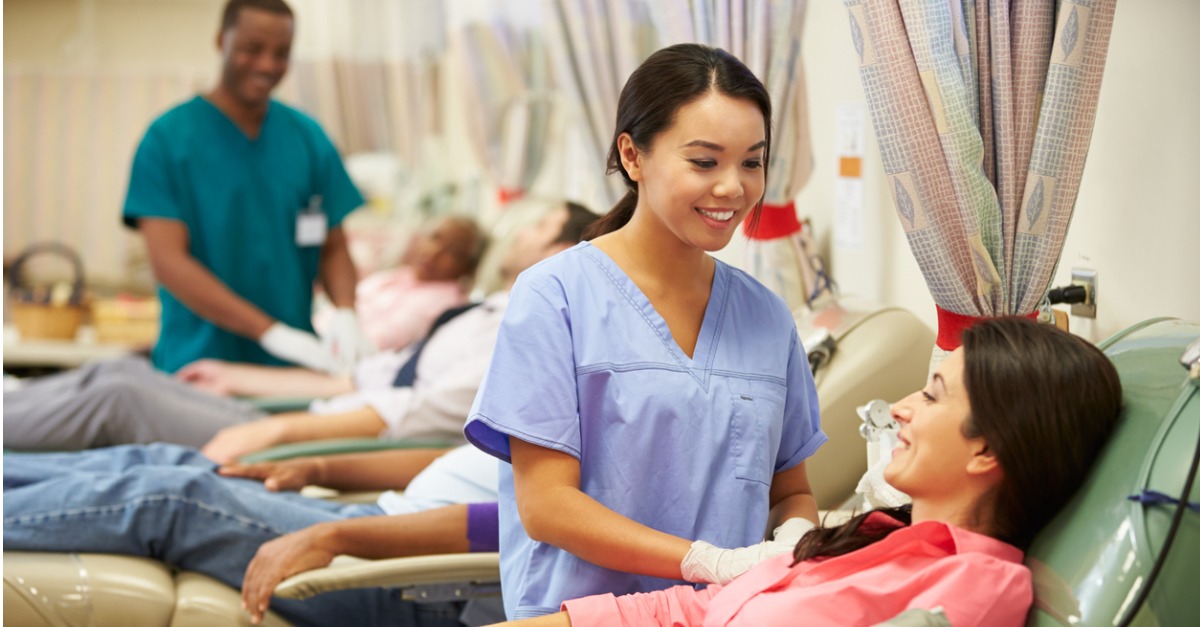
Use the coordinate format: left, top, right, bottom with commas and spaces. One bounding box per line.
1071, 268, 1097, 318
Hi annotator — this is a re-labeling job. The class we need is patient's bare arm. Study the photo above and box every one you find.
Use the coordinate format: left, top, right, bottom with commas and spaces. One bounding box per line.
201, 406, 388, 464
242, 505, 471, 625
176, 359, 355, 398
217, 447, 453, 492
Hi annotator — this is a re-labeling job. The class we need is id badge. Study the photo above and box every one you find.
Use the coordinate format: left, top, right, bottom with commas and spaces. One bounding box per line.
296, 195, 327, 246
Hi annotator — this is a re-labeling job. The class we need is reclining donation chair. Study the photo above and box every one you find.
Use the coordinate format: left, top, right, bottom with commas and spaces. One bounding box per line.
7, 316, 1196, 626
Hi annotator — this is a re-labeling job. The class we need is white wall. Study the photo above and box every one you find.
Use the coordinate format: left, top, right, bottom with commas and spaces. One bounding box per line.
1050, 0, 1200, 341
3, 0, 223, 71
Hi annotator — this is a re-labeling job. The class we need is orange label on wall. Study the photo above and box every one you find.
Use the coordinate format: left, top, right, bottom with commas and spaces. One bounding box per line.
839, 157, 862, 178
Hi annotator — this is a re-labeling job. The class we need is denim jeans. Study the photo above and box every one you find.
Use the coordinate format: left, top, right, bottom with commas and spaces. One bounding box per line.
3, 444, 462, 627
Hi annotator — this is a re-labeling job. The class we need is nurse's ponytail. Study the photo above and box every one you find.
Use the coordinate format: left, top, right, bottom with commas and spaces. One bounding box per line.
582, 191, 637, 240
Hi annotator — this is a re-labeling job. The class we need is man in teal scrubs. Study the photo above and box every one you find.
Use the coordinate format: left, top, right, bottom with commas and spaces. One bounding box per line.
123, 0, 372, 374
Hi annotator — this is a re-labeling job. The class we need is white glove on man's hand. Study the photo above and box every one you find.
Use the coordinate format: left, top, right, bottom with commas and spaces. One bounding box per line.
680, 517, 816, 585
259, 322, 339, 373
322, 308, 376, 372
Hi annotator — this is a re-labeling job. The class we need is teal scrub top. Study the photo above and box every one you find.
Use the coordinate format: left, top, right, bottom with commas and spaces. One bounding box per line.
123, 96, 363, 372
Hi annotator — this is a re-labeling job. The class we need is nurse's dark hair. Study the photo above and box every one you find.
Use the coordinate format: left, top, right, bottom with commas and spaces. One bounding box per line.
221, 0, 293, 31
582, 43, 770, 241
791, 317, 1122, 563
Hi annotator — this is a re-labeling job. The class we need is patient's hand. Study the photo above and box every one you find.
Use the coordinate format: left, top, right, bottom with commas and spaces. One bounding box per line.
201, 419, 289, 464
217, 458, 323, 492
242, 524, 338, 625
176, 359, 237, 396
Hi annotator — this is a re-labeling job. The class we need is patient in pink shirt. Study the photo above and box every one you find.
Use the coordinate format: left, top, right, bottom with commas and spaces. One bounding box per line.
315, 215, 486, 352
500, 318, 1123, 626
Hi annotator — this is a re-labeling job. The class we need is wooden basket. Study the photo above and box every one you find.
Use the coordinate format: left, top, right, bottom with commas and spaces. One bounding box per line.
7, 243, 89, 341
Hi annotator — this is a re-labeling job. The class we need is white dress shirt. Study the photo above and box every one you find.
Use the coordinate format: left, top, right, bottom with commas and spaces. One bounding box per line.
308, 291, 509, 442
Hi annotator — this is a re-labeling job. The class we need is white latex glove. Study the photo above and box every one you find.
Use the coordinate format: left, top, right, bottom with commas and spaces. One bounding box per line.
259, 322, 339, 373
681, 518, 816, 584
321, 307, 376, 373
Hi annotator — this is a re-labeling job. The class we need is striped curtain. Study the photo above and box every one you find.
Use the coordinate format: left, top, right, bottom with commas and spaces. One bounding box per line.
844, 0, 1116, 362
454, 20, 553, 207
3, 69, 209, 286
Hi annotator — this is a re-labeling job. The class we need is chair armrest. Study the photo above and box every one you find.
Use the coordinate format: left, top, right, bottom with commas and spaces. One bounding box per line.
240, 438, 455, 463
241, 396, 317, 414
273, 553, 500, 600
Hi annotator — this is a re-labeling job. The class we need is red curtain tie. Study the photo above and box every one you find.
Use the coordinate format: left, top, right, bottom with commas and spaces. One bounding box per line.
743, 201, 802, 240
497, 187, 525, 205
935, 306, 1040, 351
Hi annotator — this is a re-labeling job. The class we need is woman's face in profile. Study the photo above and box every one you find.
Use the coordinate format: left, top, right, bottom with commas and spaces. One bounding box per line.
884, 348, 984, 498
624, 90, 767, 253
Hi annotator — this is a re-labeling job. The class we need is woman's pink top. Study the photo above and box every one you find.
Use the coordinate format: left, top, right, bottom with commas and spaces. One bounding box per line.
314, 265, 466, 352
563, 514, 1031, 627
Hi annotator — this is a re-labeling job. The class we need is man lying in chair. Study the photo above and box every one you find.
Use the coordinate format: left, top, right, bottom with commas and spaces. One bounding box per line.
3, 202, 597, 463
4, 442, 498, 626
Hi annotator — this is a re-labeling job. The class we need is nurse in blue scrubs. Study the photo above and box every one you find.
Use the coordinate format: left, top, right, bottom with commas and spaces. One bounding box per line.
123, 0, 370, 374
465, 43, 827, 619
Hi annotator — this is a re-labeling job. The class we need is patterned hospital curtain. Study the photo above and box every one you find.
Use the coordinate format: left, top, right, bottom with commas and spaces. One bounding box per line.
543, 0, 816, 309
843, 0, 1115, 363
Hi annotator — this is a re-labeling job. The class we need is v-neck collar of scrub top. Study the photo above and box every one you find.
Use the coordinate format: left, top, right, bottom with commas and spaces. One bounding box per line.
195, 95, 275, 144
578, 241, 729, 376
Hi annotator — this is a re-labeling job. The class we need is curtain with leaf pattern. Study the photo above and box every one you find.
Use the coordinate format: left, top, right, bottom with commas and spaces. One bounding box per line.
843, 0, 1115, 363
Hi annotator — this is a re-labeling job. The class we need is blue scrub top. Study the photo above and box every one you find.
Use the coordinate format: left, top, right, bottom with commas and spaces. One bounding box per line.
122, 96, 363, 372
465, 242, 826, 618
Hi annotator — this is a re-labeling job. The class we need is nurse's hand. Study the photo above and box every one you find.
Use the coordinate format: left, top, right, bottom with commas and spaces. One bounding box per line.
259, 322, 339, 373
242, 525, 338, 625
322, 308, 376, 373
680, 518, 816, 584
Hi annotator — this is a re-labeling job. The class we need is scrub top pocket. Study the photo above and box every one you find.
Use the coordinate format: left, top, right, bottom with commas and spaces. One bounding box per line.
729, 393, 780, 486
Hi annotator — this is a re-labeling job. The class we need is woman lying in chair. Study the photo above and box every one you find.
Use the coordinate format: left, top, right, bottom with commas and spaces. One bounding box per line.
500, 317, 1123, 627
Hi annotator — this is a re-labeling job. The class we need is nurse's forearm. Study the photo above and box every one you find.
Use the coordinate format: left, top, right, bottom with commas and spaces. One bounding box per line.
511, 439, 692, 579
767, 494, 819, 533
159, 257, 274, 338
525, 484, 692, 578
766, 462, 819, 533
140, 218, 274, 338
319, 228, 357, 309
